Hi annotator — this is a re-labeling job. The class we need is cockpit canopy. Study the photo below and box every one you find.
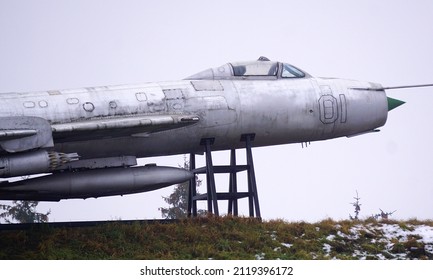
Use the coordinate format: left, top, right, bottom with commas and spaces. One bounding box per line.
186, 57, 310, 80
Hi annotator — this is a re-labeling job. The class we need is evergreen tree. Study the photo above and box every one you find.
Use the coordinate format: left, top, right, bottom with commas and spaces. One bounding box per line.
0, 200, 50, 223
159, 157, 204, 219
349, 191, 361, 220
160, 180, 191, 219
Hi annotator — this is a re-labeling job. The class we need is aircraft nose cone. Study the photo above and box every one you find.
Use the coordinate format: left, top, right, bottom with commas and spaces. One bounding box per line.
387, 97, 405, 111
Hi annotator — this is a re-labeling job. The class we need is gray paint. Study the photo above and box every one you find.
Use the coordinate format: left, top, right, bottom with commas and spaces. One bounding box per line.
0, 58, 390, 200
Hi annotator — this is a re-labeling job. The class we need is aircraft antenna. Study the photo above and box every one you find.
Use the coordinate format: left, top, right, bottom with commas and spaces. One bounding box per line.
382, 83, 433, 90
351, 83, 433, 91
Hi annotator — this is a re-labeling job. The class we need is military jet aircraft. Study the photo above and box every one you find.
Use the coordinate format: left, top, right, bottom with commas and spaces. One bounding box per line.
0, 57, 425, 201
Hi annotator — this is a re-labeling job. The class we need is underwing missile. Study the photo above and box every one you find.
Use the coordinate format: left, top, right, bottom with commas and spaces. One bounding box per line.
0, 165, 193, 201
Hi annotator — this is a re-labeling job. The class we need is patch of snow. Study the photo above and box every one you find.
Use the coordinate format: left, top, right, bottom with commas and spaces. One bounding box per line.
384, 242, 393, 251
379, 224, 433, 244
349, 223, 433, 260
393, 253, 407, 260
266, 230, 278, 241
412, 225, 433, 243
323, 243, 331, 255
273, 247, 281, 252
424, 244, 433, 254
326, 234, 335, 241
337, 230, 358, 240
348, 224, 367, 239
352, 249, 367, 259
350, 224, 364, 235
281, 243, 293, 248
255, 253, 265, 260
380, 224, 406, 241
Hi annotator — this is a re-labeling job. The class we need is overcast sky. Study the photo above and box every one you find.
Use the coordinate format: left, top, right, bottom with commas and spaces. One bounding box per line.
0, 0, 432, 222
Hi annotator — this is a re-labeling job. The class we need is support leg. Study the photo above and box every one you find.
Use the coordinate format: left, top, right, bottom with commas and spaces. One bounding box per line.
243, 134, 261, 218
188, 153, 197, 217
228, 149, 238, 216
203, 139, 219, 216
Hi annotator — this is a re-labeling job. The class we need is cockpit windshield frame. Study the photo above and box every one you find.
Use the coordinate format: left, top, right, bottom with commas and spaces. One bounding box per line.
185, 59, 310, 81
281, 63, 306, 78
230, 61, 279, 77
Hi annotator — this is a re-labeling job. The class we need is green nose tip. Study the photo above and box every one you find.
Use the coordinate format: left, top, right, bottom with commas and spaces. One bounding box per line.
387, 97, 405, 111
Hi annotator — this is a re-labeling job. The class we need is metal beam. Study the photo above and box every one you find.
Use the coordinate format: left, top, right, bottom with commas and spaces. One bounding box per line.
242, 134, 261, 219
228, 149, 239, 216
188, 153, 197, 217
189, 135, 261, 218
202, 138, 219, 216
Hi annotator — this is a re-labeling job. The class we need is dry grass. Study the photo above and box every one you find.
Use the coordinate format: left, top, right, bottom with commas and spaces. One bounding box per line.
0, 216, 432, 260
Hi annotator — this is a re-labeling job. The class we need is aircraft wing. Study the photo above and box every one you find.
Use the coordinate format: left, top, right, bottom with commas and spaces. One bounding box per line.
0, 116, 54, 153
51, 114, 200, 142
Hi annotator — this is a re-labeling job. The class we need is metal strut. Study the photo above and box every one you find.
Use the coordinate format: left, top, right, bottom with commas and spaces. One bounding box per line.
187, 153, 197, 217
243, 134, 261, 218
228, 148, 238, 216
187, 134, 261, 218
203, 138, 219, 216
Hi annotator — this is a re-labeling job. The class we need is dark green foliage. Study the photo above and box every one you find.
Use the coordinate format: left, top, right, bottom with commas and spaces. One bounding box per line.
159, 180, 190, 219
159, 158, 205, 219
0, 201, 50, 223
0, 217, 432, 260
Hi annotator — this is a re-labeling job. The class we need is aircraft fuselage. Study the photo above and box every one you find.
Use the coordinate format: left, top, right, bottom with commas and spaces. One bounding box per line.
0, 77, 387, 158
0, 58, 396, 200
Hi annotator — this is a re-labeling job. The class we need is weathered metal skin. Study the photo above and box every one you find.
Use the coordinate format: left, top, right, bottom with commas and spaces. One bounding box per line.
0, 58, 390, 200
0, 166, 194, 201
46, 78, 387, 158
0, 150, 79, 177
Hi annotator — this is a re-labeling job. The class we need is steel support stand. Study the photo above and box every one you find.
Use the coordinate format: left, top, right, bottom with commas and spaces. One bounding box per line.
227, 149, 238, 216
202, 138, 219, 216
187, 153, 197, 217
242, 134, 261, 218
188, 135, 261, 219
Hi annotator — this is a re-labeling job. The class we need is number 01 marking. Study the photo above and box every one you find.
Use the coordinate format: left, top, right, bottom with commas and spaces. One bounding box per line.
318, 94, 347, 124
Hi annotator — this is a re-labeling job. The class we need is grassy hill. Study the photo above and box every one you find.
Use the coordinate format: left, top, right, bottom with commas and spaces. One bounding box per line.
1, 216, 432, 259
